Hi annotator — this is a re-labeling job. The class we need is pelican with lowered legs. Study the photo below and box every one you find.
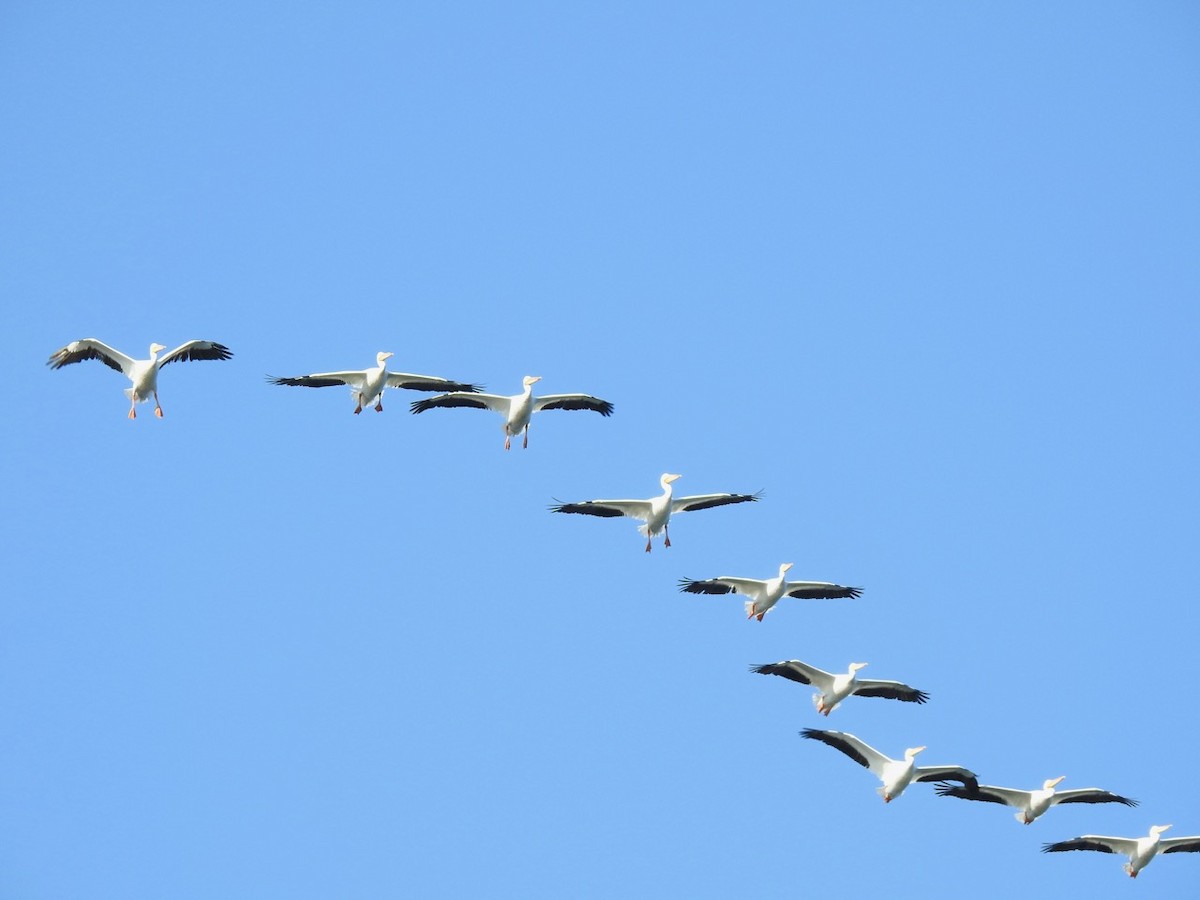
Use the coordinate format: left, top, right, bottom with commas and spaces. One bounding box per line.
410, 375, 613, 450
1043, 825, 1200, 879
679, 563, 861, 621
800, 728, 978, 803
268, 351, 481, 415
550, 472, 758, 552
47, 338, 233, 419
751, 659, 927, 714
935, 776, 1137, 824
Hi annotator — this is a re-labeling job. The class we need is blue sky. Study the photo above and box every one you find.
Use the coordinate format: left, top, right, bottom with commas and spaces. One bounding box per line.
3, 2, 1199, 897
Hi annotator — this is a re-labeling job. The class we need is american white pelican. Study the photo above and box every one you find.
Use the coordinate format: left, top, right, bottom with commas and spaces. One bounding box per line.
936, 776, 1137, 824
268, 352, 482, 415
1042, 825, 1200, 879
752, 660, 927, 714
549, 473, 759, 552
47, 338, 233, 419
409, 375, 614, 450
800, 728, 978, 803
679, 562, 861, 621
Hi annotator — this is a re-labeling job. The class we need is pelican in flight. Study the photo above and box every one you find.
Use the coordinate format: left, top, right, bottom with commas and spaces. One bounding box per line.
679, 563, 861, 621
800, 728, 978, 803
268, 352, 482, 414
1043, 825, 1200, 879
936, 776, 1137, 824
549, 473, 759, 552
47, 338, 233, 418
751, 660, 927, 714
410, 375, 614, 450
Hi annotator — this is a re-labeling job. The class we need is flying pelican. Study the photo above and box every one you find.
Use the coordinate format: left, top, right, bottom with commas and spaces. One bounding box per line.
549, 473, 759, 552
679, 563, 861, 621
410, 375, 614, 450
751, 660, 927, 714
47, 338, 233, 419
1043, 825, 1200, 879
936, 776, 1137, 824
267, 352, 482, 414
799, 728, 978, 803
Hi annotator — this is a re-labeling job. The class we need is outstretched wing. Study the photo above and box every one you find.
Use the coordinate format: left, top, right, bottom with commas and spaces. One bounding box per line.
934, 782, 1022, 806
268, 370, 365, 389
784, 580, 863, 600
1162, 837, 1200, 854
387, 372, 483, 393
533, 394, 614, 416
410, 392, 509, 414
853, 679, 929, 704
1042, 835, 1135, 855
751, 660, 830, 686
671, 492, 760, 514
158, 341, 233, 367
800, 728, 891, 777
678, 577, 766, 596
1052, 789, 1138, 808
47, 339, 135, 375
549, 499, 653, 521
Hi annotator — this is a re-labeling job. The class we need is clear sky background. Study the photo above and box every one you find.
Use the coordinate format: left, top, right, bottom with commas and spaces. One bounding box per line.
2, 3, 1198, 897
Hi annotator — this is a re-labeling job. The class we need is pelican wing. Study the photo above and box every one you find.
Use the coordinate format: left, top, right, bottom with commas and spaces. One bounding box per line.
750, 660, 830, 686
800, 728, 891, 777
852, 679, 929, 704
410, 392, 510, 414
533, 394, 614, 416
1052, 789, 1138, 808
549, 498, 654, 521
671, 492, 760, 514
158, 341, 232, 367
387, 372, 483, 393
914, 765, 978, 789
47, 339, 135, 375
1162, 837, 1200, 853
678, 577, 766, 596
784, 580, 863, 600
1042, 835, 1136, 856
934, 782, 1025, 806
268, 371, 366, 388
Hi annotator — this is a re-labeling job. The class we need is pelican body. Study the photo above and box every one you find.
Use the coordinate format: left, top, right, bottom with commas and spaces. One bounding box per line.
550, 473, 759, 552
410, 375, 614, 449
268, 352, 482, 415
680, 562, 861, 621
47, 338, 233, 418
800, 728, 977, 803
751, 660, 927, 714
936, 776, 1136, 824
1043, 824, 1200, 878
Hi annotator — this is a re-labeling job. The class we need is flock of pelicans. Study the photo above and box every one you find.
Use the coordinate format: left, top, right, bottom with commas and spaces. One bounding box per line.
47, 337, 1200, 881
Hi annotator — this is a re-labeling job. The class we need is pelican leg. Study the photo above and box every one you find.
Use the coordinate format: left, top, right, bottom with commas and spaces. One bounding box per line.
154, 391, 163, 418
663, 524, 671, 548
756, 612, 766, 622
644, 536, 652, 553
504, 433, 512, 451
128, 403, 137, 419
354, 393, 364, 414
374, 400, 383, 412
522, 426, 529, 449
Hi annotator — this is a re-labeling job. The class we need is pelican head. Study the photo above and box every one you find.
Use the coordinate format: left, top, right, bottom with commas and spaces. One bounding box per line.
376, 351, 395, 365
779, 562, 795, 575
661, 473, 682, 487
849, 662, 869, 674
1151, 825, 1173, 836
904, 746, 927, 761
1044, 776, 1066, 791
149, 342, 167, 356
522, 375, 543, 388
